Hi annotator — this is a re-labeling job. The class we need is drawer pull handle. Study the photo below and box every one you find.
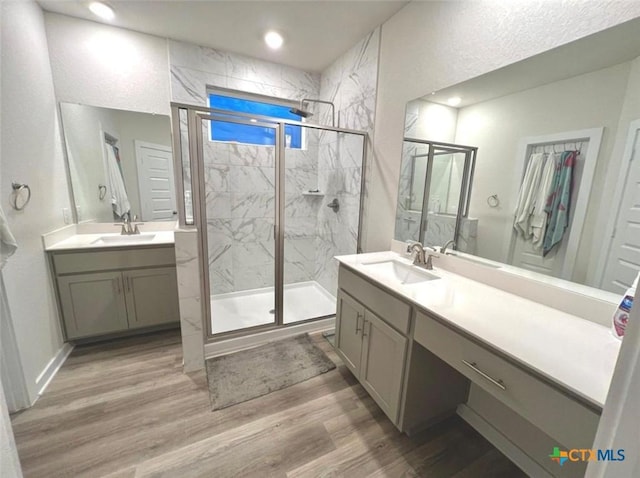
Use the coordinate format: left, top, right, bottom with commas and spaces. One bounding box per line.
355, 313, 362, 334
462, 360, 506, 391
115, 278, 121, 295
126, 276, 131, 293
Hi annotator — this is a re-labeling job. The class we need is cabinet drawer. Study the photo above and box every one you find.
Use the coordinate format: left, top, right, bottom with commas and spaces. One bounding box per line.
339, 265, 411, 335
53, 246, 176, 274
414, 311, 600, 448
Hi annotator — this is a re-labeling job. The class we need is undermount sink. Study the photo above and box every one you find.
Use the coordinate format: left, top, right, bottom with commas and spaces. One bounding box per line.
91, 234, 156, 245
361, 259, 439, 285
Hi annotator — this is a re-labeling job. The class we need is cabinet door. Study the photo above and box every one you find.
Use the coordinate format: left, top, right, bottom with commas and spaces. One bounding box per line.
360, 310, 408, 424
123, 267, 180, 329
58, 272, 129, 339
335, 290, 365, 377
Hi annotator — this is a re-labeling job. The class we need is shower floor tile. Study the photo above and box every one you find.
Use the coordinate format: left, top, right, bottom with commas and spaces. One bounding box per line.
210, 281, 336, 335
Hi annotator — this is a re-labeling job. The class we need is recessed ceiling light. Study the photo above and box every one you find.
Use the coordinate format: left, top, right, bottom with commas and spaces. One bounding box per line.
89, 2, 115, 21
447, 96, 462, 106
264, 31, 284, 50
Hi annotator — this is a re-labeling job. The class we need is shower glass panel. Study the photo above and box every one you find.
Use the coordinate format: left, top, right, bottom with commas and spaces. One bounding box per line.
172, 103, 367, 341
198, 114, 279, 335
282, 127, 364, 324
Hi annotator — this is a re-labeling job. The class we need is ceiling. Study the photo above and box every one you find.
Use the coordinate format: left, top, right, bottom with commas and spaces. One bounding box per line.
425, 17, 640, 108
37, 0, 408, 72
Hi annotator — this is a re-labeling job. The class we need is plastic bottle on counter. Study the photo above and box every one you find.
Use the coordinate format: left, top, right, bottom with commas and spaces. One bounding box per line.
612, 272, 640, 340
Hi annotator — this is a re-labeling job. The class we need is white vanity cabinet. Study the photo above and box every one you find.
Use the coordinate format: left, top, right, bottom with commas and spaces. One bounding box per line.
336, 289, 408, 422
50, 246, 179, 340
336, 266, 468, 429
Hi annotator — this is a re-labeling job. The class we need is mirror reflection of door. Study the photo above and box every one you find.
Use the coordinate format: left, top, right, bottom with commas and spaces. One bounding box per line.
134, 141, 177, 221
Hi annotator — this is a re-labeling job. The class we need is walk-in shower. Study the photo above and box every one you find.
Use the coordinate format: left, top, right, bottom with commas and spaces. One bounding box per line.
171, 103, 366, 339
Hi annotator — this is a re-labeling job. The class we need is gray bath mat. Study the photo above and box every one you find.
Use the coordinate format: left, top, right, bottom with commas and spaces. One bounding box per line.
205, 334, 336, 410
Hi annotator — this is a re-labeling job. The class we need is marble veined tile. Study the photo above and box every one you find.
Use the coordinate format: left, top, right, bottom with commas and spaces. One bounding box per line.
231, 217, 274, 243
284, 237, 316, 263
228, 144, 275, 168
230, 166, 275, 193
284, 260, 314, 283
285, 217, 316, 239
232, 241, 275, 269
204, 164, 230, 192
203, 141, 230, 166
284, 193, 320, 218
285, 168, 317, 193
281, 66, 321, 96
234, 263, 275, 292
231, 192, 275, 219
227, 54, 282, 88
170, 66, 207, 104
178, 296, 202, 337
205, 191, 231, 219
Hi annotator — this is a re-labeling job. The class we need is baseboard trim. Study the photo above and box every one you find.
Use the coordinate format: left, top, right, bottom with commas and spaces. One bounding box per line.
204, 318, 335, 358
457, 404, 552, 478
35, 342, 74, 398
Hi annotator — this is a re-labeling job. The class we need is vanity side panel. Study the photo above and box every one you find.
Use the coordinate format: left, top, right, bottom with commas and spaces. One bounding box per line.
465, 384, 587, 478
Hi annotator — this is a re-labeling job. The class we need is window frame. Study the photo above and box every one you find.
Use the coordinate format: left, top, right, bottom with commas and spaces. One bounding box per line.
206, 87, 306, 149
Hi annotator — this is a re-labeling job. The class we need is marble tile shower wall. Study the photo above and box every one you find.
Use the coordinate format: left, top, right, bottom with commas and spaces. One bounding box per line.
169, 40, 324, 294
315, 28, 380, 294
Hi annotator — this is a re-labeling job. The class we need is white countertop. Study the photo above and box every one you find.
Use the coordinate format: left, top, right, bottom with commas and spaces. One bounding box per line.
336, 251, 621, 409
45, 231, 175, 251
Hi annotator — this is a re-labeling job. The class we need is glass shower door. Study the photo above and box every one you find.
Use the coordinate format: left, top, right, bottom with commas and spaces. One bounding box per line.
195, 112, 279, 336
282, 126, 365, 324
422, 145, 472, 249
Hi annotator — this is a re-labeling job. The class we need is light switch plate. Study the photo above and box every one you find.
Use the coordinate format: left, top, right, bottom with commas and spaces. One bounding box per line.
62, 208, 71, 224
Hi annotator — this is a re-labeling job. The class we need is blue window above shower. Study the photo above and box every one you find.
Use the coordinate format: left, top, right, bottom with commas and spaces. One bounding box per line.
208, 93, 303, 148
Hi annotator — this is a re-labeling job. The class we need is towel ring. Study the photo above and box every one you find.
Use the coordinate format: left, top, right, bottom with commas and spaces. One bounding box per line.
10, 182, 31, 211
98, 184, 107, 200
487, 194, 500, 208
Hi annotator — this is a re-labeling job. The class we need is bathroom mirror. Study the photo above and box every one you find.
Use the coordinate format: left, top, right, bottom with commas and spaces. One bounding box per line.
395, 139, 476, 251
59, 103, 176, 223
395, 17, 640, 293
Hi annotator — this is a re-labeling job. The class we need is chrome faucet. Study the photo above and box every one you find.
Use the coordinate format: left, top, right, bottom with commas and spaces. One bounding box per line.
406, 241, 438, 270
441, 239, 456, 255
117, 214, 143, 235
407, 241, 426, 266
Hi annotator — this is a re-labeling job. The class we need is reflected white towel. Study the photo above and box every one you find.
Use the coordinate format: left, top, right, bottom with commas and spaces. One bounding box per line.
0, 205, 17, 270
531, 153, 557, 249
106, 145, 130, 218
514, 152, 545, 238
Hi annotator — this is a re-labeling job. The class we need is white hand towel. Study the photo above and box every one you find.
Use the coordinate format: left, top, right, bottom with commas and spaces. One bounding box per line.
531, 152, 557, 249
0, 205, 18, 270
514, 153, 545, 238
106, 145, 131, 218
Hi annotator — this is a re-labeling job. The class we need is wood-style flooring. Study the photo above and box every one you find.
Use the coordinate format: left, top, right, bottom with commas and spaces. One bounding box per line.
11, 330, 527, 477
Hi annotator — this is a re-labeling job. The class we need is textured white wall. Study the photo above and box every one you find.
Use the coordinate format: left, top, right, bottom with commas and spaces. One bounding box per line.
44, 13, 171, 115
1, 0, 71, 403
0, 2, 24, 474
370, 0, 640, 251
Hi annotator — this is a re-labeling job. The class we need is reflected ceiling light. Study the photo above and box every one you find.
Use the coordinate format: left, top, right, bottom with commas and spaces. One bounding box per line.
89, 2, 115, 20
250, 118, 258, 123
264, 31, 284, 50
447, 96, 462, 106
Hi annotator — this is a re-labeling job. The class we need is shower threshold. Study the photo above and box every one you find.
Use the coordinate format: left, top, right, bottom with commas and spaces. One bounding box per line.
210, 281, 336, 335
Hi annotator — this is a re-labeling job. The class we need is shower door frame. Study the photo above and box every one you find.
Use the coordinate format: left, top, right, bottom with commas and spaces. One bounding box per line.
171, 103, 368, 342
403, 138, 478, 247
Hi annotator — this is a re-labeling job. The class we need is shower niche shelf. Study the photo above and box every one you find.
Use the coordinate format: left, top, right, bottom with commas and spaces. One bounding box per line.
302, 191, 325, 197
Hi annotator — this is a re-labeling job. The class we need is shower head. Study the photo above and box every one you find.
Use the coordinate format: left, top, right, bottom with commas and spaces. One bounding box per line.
289, 106, 314, 118
290, 98, 336, 127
